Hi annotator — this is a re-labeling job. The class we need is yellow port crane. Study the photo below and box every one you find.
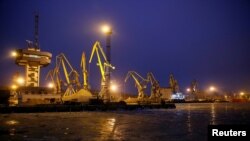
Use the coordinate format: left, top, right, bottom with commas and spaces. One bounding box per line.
125, 71, 148, 100
147, 72, 162, 102
55, 53, 80, 96
53, 53, 92, 103
89, 41, 115, 100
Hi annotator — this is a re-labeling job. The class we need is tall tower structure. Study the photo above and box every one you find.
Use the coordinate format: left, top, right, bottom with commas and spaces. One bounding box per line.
100, 25, 113, 102
105, 27, 112, 102
14, 13, 52, 87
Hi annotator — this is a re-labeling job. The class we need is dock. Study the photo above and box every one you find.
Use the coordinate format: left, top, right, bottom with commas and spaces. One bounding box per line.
0, 103, 176, 113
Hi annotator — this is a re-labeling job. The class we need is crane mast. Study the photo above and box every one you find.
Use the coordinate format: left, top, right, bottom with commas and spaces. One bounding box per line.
125, 71, 148, 99
53, 67, 62, 93
81, 52, 88, 90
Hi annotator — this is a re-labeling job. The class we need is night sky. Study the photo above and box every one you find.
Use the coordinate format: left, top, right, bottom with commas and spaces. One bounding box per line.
0, 0, 250, 94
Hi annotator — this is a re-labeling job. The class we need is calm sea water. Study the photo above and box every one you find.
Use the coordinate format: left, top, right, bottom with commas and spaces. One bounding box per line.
1, 103, 250, 141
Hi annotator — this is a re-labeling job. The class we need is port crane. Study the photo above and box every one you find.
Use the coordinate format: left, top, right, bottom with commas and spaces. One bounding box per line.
89, 41, 115, 100
125, 71, 148, 100
55, 53, 80, 96
46, 53, 92, 103
147, 72, 162, 102
190, 79, 197, 95
169, 73, 179, 94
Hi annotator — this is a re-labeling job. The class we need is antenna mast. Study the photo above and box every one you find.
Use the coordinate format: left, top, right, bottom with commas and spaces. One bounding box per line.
34, 12, 39, 49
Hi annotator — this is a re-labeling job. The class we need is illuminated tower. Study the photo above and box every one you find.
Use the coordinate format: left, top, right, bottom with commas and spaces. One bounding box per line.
105, 26, 112, 101
101, 25, 112, 102
14, 13, 52, 87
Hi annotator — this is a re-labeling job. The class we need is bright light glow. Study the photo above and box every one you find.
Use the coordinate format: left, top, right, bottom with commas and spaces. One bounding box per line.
209, 86, 215, 92
16, 77, 25, 85
240, 92, 245, 96
171, 93, 185, 100
186, 88, 191, 92
48, 82, 54, 88
28, 54, 40, 58
11, 84, 17, 90
6, 120, 19, 125
110, 84, 118, 92
11, 51, 17, 57
101, 25, 111, 34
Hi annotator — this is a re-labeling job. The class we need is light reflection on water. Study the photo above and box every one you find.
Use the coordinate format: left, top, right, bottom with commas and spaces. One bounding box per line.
4, 120, 19, 136
5, 120, 19, 125
107, 118, 116, 132
187, 104, 192, 133
9, 128, 15, 136
210, 103, 216, 125
100, 117, 123, 140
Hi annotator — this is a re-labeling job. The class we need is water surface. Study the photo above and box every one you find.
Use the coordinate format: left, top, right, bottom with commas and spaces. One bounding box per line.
1, 103, 250, 141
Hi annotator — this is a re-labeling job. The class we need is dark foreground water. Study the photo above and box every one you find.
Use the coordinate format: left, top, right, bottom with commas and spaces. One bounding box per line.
1, 103, 250, 141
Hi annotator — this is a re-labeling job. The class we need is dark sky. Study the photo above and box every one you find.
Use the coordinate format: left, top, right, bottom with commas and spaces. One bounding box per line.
0, 0, 250, 94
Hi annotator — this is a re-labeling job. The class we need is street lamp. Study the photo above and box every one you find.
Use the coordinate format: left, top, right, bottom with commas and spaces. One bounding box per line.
10, 50, 17, 57
11, 84, 17, 90
47, 82, 54, 88
186, 88, 191, 92
16, 77, 25, 85
209, 86, 216, 92
240, 92, 245, 96
101, 25, 112, 34
110, 83, 118, 92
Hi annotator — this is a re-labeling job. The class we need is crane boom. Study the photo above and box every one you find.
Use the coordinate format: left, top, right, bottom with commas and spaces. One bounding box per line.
89, 41, 107, 81
147, 72, 159, 87
56, 53, 79, 85
89, 41, 115, 100
81, 52, 88, 89
55, 53, 81, 91
61, 59, 70, 84
125, 71, 148, 99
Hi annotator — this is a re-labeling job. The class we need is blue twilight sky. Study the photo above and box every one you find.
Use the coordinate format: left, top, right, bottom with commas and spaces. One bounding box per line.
0, 0, 250, 94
